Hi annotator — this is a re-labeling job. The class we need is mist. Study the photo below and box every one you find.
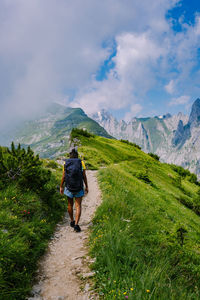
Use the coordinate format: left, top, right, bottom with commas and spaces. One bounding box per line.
0, 0, 199, 129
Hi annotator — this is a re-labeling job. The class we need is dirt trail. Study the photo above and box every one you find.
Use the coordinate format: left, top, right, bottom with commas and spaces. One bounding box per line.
29, 170, 101, 300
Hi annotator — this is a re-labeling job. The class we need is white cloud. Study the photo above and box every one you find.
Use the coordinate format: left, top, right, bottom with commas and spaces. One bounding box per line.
169, 14, 200, 84
169, 95, 190, 106
1, 0, 200, 127
124, 104, 143, 122
114, 32, 165, 88
0, 0, 179, 126
74, 12, 200, 118
73, 31, 166, 116
165, 80, 176, 94
71, 73, 134, 114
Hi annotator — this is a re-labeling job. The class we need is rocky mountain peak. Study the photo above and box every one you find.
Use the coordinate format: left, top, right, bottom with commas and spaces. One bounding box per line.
172, 120, 184, 146
172, 119, 191, 148
163, 113, 172, 119
92, 109, 113, 123
189, 98, 200, 126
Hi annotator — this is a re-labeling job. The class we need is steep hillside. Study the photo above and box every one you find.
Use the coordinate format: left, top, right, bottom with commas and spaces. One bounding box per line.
0, 143, 66, 300
71, 130, 200, 299
0, 103, 112, 158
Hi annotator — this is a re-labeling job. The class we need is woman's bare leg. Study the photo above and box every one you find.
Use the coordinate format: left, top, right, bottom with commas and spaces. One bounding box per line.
67, 197, 74, 221
75, 197, 82, 225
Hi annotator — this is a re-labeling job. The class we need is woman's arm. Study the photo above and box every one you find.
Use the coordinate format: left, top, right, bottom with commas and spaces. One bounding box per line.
60, 170, 65, 195
83, 170, 88, 193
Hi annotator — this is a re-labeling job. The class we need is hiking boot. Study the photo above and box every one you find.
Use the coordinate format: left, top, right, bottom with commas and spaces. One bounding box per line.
70, 220, 75, 228
74, 224, 81, 232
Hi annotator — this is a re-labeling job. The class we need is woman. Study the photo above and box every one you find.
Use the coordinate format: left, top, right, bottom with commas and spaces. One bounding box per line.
60, 148, 88, 232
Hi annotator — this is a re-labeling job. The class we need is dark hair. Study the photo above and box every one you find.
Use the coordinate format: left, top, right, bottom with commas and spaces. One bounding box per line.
69, 148, 78, 158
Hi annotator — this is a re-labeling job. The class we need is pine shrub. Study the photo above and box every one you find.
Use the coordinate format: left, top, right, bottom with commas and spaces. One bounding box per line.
0, 143, 66, 299
0, 143, 51, 193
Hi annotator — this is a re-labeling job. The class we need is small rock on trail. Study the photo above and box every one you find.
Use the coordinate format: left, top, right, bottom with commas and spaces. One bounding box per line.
29, 170, 101, 300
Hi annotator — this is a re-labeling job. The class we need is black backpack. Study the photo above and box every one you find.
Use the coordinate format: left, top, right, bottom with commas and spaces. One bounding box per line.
64, 158, 83, 193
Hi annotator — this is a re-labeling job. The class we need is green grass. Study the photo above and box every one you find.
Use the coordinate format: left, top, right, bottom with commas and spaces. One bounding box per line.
90, 164, 200, 299
70, 132, 200, 299
0, 145, 67, 300
0, 183, 67, 300
2, 131, 199, 299
69, 132, 142, 170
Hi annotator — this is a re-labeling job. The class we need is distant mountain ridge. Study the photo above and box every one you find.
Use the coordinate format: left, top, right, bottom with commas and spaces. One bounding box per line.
0, 103, 112, 158
92, 109, 188, 152
91, 98, 200, 178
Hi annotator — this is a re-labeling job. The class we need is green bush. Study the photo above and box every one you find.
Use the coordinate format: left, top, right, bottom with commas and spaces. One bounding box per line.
0, 143, 66, 299
177, 193, 200, 216
170, 164, 199, 186
70, 128, 94, 139
46, 160, 58, 169
0, 143, 51, 193
134, 171, 152, 184
170, 164, 191, 178
120, 139, 141, 150
148, 152, 160, 161
188, 173, 199, 185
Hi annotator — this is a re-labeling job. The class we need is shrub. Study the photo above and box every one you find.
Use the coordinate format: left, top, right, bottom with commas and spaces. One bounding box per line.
170, 164, 199, 185
0, 143, 66, 299
46, 160, 58, 169
120, 139, 141, 150
176, 195, 200, 216
70, 128, 94, 139
170, 164, 191, 178
136, 171, 152, 184
148, 152, 160, 161
0, 143, 51, 193
188, 173, 199, 185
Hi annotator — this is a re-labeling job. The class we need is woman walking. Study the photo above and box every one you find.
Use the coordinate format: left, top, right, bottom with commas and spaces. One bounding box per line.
60, 148, 88, 232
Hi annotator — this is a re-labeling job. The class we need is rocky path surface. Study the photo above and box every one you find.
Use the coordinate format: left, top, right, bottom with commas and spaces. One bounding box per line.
29, 170, 101, 300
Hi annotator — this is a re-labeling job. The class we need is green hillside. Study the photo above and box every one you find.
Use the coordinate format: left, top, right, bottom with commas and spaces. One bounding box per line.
0, 144, 66, 300
1, 131, 200, 299
0, 103, 112, 158
71, 130, 200, 299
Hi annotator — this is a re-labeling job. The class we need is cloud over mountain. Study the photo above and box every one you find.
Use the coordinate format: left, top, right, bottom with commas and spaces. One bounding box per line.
0, 0, 200, 126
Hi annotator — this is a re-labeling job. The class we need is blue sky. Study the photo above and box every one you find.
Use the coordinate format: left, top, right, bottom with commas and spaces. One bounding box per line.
167, 0, 198, 29
91, 0, 200, 120
0, 0, 200, 125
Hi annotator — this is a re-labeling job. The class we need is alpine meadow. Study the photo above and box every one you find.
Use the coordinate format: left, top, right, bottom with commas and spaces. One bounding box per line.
71, 129, 200, 299
1, 0, 200, 299
0, 129, 200, 299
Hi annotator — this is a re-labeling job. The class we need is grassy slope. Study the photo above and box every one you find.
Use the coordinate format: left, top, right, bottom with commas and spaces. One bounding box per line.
0, 149, 66, 300
75, 135, 140, 169
72, 133, 200, 299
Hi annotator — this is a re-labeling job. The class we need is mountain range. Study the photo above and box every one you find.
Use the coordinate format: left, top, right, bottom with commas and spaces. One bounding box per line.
92, 98, 200, 178
1, 99, 200, 178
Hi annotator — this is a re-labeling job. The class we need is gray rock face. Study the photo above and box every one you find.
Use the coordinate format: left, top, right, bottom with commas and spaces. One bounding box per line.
172, 120, 184, 146
92, 110, 188, 153
189, 98, 200, 127
172, 120, 191, 148
91, 99, 200, 178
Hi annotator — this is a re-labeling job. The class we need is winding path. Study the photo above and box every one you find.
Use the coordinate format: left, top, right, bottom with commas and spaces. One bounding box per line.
29, 170, 101, 300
